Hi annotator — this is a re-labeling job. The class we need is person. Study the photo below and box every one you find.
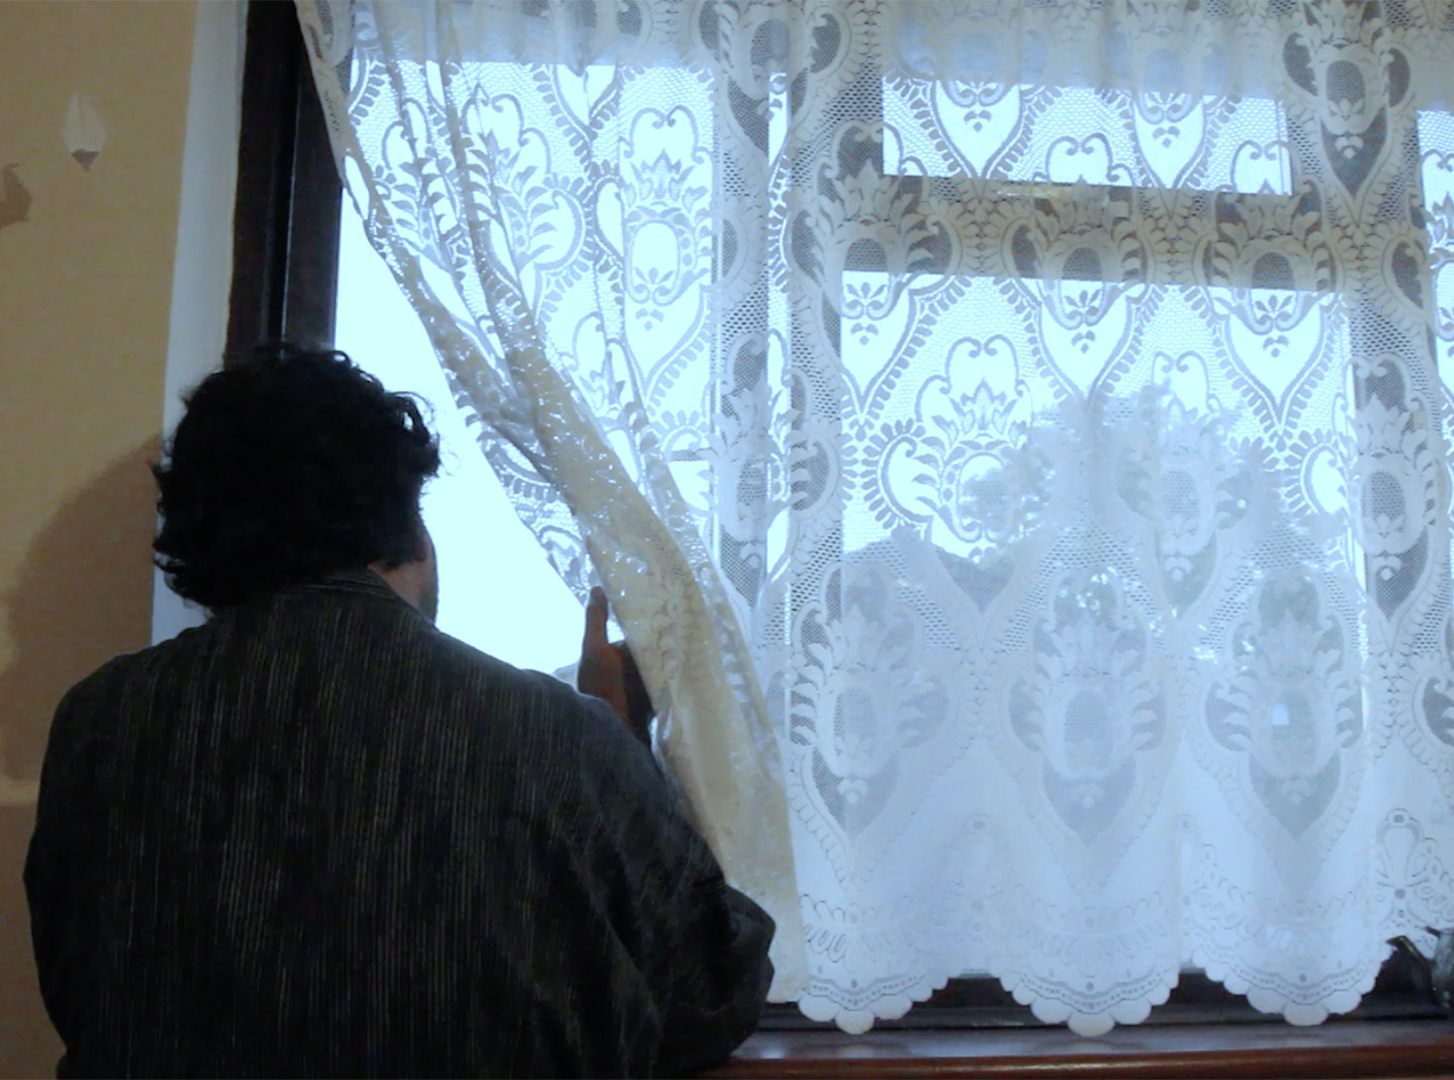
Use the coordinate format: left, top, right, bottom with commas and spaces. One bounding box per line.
25, 345, 774, 1078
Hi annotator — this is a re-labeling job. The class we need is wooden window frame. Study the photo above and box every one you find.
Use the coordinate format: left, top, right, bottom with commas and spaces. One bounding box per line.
226, 0, 341, 358
226, 3, 1452, 1074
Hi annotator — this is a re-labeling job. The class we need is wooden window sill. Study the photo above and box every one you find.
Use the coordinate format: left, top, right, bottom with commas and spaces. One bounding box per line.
706, 1018, 1454, 1078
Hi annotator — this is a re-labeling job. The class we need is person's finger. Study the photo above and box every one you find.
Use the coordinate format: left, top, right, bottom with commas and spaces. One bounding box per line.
583, 586, 610, 649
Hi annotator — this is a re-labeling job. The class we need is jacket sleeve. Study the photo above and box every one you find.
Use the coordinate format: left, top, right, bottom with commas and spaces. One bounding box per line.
25, 674, 103, 1057
652, 858, 776, 1076
574, 699, 777, 1077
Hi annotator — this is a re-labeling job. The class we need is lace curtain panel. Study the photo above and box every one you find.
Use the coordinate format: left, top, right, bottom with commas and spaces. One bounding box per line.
296, 0, 1454, 1035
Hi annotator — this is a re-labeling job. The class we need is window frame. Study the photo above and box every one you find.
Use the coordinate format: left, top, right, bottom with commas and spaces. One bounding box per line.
226, 0, 342, 358
228, 1, 1439, 1055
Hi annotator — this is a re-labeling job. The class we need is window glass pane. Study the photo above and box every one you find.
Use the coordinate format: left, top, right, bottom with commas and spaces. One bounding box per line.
884, 80, 1290, 194
1419, 109, 1454, 392
840, 270, 1348, 556
334, 198, 585, 675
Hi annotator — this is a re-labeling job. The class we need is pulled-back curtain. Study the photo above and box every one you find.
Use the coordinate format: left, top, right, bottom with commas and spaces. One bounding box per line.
296, 0, 1454, 1035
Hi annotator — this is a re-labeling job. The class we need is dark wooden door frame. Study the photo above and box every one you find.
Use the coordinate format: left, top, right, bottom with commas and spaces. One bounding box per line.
226, 0, 342, 358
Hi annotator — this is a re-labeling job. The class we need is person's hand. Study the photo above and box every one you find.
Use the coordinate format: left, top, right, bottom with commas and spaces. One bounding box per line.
578, 586, 654, 745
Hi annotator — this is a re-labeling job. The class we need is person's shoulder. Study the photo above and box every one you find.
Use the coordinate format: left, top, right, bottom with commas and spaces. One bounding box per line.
43, 630, 208, 746
421, 626, 564, 691
427, 631, 662, 774
420, 628, 622, 732
54, 629, 198, 712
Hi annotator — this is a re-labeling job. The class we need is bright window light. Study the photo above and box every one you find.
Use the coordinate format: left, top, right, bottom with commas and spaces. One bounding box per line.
1419, 110, 1454, 393
884, 80, 1291, 194
334, 198, 586, 676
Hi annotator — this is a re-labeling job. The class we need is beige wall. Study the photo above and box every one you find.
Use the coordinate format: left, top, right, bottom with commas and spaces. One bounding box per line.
0, 2, 199, 1074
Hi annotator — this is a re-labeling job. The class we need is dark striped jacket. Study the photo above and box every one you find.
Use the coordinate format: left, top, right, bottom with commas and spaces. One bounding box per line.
26, 570, 774, 1078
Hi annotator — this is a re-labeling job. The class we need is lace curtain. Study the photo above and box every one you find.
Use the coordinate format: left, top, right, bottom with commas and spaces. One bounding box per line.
296, 0, 1454, 1035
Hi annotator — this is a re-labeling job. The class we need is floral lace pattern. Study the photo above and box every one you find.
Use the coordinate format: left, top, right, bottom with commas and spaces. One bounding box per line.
297, 0, 1454, 1034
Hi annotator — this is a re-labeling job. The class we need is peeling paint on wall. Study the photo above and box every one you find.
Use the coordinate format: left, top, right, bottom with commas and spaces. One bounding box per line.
64, 93, 105, 170
0, 164, 30, 230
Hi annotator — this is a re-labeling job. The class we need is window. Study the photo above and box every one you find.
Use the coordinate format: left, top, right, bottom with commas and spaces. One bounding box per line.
884, 81, 1292, 193
229, 1, 1438, 1042
1421, 108, 1454, 396
335, 197, 586, 672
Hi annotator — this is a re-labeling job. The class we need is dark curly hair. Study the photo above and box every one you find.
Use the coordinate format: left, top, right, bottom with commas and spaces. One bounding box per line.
153, 345, 441, 609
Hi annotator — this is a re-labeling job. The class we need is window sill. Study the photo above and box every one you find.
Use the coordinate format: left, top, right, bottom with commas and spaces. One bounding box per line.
707, 1018, 1454, 1078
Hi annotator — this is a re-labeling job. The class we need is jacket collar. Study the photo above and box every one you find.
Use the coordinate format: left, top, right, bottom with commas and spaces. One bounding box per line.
296, 567, 410, 605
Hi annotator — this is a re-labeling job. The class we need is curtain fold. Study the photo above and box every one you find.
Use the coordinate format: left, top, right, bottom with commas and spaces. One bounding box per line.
297, 0, 1454, 1035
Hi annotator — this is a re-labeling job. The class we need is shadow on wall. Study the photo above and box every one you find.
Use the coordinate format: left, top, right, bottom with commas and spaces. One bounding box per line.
0, 438, 161, 785
0, 802, 62, 1077
0, 440, 160, 1077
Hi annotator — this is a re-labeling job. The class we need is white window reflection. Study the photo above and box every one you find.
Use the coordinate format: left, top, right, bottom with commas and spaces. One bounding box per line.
335, 198, 586, 676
